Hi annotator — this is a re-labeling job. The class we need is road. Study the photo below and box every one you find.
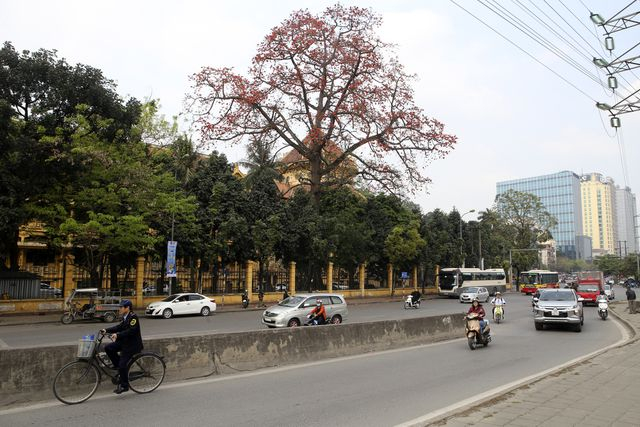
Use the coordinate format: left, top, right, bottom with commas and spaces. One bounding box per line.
2, 294, 495, 348
0, 294, 626, 426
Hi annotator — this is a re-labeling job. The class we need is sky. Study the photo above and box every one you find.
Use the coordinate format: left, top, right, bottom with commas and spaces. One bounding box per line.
1, 0, 639, 221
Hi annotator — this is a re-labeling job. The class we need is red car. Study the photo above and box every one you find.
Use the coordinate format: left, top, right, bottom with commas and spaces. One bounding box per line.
576, 284, 600, 305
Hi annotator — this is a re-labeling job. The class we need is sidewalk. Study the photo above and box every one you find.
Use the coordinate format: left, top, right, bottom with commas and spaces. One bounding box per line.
0, 294, 407, 327
430, 301, 640, 427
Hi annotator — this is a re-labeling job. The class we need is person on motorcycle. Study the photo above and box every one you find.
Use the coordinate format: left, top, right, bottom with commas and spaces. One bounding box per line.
410, 290, 421, 305
596, 290, 608, 302
308, 299, 327, 325
467, 298, 487, 332
490, 292, 506, 320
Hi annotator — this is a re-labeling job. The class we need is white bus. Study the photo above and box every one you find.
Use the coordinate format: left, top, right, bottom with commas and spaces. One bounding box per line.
437, 268, 507, 297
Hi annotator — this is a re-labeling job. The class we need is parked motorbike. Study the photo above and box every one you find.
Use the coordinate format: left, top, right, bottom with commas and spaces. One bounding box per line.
464, 312, 491, 350
493, 305, 504, 323
404, 295, 420, 309
597, 297, 609, 320
241, 292, 249, 309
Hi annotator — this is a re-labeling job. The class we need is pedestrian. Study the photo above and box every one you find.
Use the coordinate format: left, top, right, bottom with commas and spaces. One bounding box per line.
258, 289, 265, 307
100, 299, 143, 394
626, 285, 637, 314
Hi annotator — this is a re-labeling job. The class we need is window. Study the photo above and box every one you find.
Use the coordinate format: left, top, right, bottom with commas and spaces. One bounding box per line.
330, 296, 344, 305
189, 295, 204, 301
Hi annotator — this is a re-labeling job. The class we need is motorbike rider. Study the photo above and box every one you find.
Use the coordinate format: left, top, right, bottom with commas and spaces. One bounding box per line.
467, 298, 487, 332
308, 299, 327, 325
490, 291, 506, 320
596, 290, 608, 302
410, 290, 421, 306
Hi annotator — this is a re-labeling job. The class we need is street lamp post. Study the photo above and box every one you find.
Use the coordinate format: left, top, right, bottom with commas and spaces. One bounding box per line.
459, 209, 475, 268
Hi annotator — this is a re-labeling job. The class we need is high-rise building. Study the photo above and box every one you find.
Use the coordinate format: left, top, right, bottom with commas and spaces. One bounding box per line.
615, 185, 639, 255
496, 171, 584, 259
580, 173, 616, 257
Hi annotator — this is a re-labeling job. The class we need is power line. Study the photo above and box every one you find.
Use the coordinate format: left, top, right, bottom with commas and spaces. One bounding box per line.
478, 0, 604, 86
449, 0, 598, 102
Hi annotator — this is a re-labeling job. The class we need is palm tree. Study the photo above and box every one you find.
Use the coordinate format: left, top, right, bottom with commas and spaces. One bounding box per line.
239, 134, 283, 189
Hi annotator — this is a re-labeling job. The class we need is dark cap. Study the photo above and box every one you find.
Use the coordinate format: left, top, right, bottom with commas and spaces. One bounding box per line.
119, 299, 132, 308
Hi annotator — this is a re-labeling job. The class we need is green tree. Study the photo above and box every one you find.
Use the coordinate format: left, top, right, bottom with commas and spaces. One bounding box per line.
595, 254, 624, 276
494, 190, 557, 283
0, 42, 141, 270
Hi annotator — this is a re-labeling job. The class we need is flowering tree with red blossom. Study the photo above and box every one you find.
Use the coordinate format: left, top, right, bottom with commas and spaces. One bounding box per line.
187, 4, 457, 205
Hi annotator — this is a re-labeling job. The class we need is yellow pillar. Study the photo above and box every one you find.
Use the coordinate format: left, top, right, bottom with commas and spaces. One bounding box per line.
412, 266, 418, 289
327, 261, 333, 293
246, 261, 253, 300
63, 253, 75, 299
135, 256, 145, 309
55, 254, 65, 290
289, 261, 296, 294
387, 263, 393, 296
359, 263, 366, 297
17, 247, 26, 270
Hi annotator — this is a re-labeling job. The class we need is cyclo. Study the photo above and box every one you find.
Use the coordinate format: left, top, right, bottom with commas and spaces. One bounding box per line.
52, 331, 165, 404
61, 288, 121, 325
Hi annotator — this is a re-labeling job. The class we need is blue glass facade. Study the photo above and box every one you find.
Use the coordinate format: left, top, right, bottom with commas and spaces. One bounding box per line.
496, 171, 583, 259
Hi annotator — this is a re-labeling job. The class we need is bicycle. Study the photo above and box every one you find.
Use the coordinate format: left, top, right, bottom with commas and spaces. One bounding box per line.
52, 331, 165, 404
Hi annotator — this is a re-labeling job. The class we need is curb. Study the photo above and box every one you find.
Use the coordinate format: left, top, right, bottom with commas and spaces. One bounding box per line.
397, 304, 637, 427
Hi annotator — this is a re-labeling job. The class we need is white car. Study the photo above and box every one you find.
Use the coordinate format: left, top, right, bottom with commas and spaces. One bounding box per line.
459, 287, 490, 303
604, 284, 615, 300
145, 293, 216, 319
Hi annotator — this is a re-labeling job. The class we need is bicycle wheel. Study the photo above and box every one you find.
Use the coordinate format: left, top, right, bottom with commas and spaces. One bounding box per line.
128, 353, 165, 393
53, 360, 100, 404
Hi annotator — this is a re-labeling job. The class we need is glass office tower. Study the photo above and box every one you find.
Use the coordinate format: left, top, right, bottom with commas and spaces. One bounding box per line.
496, 171, 583, 259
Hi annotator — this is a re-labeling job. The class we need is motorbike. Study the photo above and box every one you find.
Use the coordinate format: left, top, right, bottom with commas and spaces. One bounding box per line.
493, 304, 504, 323
404, 295, 420, 309
305, 314, 326, 326
597, 297, 609, 320
464, 312, 491, 350
241, 293, 249, 309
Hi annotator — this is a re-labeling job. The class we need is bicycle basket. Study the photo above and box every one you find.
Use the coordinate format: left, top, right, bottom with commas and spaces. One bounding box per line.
77, 338, 96, 359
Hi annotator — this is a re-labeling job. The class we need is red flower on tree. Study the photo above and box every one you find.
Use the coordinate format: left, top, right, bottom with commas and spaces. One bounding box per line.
187, 4, 457, 204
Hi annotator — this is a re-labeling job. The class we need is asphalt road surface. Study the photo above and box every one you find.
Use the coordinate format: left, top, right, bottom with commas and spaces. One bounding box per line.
0, 294, 625, 426
1, 294, 507, 348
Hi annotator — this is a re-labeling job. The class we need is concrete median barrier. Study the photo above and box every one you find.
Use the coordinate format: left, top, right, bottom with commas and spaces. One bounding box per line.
1, 313, 463, 406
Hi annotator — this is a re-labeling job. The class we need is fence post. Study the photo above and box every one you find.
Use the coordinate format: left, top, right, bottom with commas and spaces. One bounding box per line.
412, 266, 418, 289
387, 263, 393, 296
289, 261, 296, 294
135, 256, 145, 309
63, 253, 75, 299
359, 263, 366, 297
246, 261, 253, 301
327, 260, 333, 293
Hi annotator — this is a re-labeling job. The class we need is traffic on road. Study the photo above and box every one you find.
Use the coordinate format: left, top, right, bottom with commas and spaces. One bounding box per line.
0, 289, 626, 427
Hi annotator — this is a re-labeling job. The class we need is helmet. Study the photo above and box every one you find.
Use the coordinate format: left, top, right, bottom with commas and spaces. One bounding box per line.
119, 299, 132, 308
472, 298, 480, 304
316, 299, 322, 306
496, 292, 501, 296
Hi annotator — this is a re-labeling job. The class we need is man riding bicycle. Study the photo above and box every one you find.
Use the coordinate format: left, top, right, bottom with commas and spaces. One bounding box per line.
100, 299, 143, 394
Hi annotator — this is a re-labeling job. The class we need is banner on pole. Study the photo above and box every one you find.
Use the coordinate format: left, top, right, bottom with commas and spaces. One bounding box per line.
166, 241, 177, 278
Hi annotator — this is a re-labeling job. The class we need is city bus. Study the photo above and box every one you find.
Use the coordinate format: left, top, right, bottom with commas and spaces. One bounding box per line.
518, 270, 560, 295
437, 268, 507, 297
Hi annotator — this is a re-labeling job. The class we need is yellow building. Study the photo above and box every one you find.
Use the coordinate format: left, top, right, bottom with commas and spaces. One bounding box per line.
580, 173, 617, 256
